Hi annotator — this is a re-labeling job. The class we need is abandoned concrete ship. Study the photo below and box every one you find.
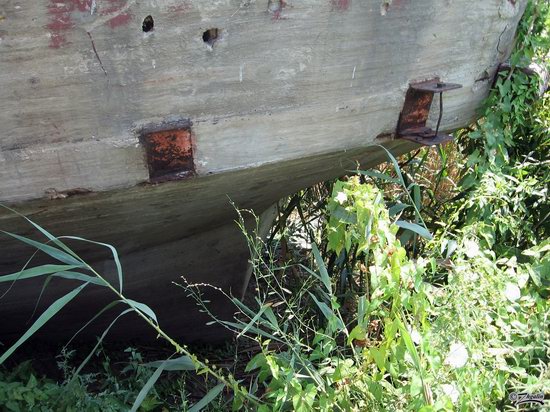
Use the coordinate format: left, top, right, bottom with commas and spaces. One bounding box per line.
0, 0, 526, 342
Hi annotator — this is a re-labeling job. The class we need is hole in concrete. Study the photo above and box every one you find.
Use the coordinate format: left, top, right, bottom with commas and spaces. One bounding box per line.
142, 15, 154, 32
202, 28, 219, 46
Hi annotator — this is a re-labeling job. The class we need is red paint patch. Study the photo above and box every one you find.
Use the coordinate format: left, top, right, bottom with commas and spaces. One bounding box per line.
46, 0, 93, 48
271, 0, 288, 21
167, 2, 192, 14
107, 12, 132, 28
331, 0, 351, 11
101, 0, 133, 29
391, 0, 407, 9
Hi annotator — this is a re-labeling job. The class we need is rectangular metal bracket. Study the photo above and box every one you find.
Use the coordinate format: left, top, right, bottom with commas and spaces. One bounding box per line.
397, 79, 462, 146
139, 120, 196, 183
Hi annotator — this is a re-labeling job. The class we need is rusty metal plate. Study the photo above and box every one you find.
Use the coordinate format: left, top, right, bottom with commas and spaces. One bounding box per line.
411, 81, 462, 93
141, 128, 195, 182
401, 133, 453, 146
397, 88, 434, 131
396, 78, 462, 146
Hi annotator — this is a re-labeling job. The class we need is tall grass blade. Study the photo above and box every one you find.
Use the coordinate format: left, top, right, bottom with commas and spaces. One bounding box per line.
188, 383, 225, 412
71, 308, 133, 379
237, 305, 268, 338
0, 264, 79, 283
312, 243, 331, 293
397, 316, 433, 406
29, 271, 109, 322
61, 236, 124, 293
65, 301, 122, 348
145, 355, 196, 371
0, 282, 88, 364
130, 360, 167, 412
357, 170, 400, 184
358, 295, 367, 329
374, 145, 428, 228
308, 292, 344, 330
0, 205, 80, 259
1, 231, 84, 267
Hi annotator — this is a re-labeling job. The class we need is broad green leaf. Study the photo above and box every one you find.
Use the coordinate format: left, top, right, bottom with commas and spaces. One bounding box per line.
348, 325, 366, 346
396, 221, 433, 240
389, 203, 410, 217
369, 346, 387, 372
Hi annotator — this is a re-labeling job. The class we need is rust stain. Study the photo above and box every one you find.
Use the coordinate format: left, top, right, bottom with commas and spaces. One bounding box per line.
398, 87, 434, 131
142, 128, 195, 182
397, 79, 462, 146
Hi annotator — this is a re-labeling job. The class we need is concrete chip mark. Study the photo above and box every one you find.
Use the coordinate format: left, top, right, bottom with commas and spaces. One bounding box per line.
499, 0, 519, 19
142, 15, 154, 32
45, 188, 93, 200
203, 28, 220, 47
380, 0, 391, 16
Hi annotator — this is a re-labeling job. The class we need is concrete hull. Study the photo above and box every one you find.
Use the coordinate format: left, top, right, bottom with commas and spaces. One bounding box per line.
0, 0, 526, 342
0, 142, 414, 343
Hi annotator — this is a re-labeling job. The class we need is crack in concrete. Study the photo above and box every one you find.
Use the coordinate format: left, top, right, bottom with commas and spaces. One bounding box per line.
87, 31, 107, 76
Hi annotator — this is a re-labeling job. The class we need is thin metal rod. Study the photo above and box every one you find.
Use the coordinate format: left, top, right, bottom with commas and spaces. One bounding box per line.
434, 91, 443, 137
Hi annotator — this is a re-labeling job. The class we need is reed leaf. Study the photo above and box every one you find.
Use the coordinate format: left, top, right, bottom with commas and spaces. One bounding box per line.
0, 282, 89, 364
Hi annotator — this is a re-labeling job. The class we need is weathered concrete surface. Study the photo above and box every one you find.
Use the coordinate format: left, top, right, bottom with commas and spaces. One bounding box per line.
0, 142, 414, 343
0, 0, 525, 202
0, 0, 526, 342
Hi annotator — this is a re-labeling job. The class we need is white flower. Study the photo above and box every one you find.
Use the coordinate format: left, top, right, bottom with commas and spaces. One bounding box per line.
504, 283, 521, 302
334, 191, 348, 205
445, 342, 469, 368
463, 239, 479, 258
441, 383, 460, 404
407, 326, 421, 345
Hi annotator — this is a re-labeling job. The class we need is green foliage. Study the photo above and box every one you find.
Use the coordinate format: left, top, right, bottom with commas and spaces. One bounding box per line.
1, 1, 548, 411
209, 2, 550, 410
0, 350, 164, 412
